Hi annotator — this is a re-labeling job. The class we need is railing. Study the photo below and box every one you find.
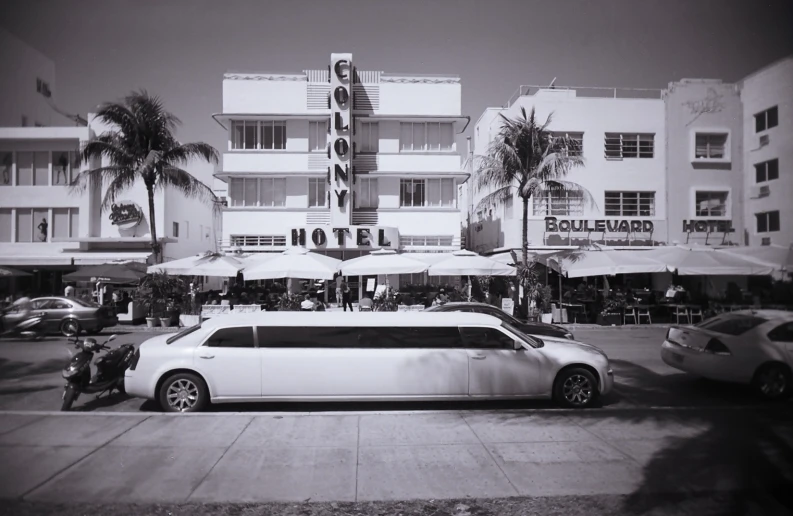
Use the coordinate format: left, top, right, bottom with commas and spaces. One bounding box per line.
504, 85, 664, 108
304, 69, 329, 83
219, 236, 287, 250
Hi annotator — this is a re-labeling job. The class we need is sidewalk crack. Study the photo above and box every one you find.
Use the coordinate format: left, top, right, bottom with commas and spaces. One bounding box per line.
20, 415, 151, 500
185, 416, 255, 501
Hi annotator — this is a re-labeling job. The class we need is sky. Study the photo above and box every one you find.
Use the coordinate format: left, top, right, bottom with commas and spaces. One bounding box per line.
2, 0, 792, 177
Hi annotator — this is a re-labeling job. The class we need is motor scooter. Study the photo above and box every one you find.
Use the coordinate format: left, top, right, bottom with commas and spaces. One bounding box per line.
0, 310, 46, 340
61, 331, 136, 411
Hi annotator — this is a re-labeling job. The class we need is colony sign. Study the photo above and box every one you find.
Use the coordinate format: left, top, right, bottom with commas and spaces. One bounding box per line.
545, 216, 654, 233
109, 202, 144, 230
329, 53, 353, 226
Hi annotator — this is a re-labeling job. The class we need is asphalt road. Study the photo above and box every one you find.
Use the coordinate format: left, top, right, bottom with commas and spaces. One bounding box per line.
0, 327, 782, 413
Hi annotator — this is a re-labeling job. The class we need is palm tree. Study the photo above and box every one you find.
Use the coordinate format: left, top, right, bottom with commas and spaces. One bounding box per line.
473, 106, 593, 313
70, 90, 219, 263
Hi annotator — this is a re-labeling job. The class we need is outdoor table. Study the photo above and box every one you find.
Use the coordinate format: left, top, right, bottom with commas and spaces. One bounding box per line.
562, 303, 586, 323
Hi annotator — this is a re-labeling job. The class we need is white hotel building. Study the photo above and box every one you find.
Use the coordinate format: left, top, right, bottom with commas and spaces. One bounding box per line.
214, 53, 469, 285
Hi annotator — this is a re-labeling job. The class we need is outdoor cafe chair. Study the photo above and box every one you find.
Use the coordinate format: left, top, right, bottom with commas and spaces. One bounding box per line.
673, 305, 690, 324
637, 305, 652, 324
689, 306, 704, 323
623, 305, 638, 325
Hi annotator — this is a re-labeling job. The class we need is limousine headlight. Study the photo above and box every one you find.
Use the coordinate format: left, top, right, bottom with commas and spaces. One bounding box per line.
564, 332, 575, 340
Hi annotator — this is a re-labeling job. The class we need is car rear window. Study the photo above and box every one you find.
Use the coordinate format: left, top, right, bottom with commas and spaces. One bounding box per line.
695, 314, 767, 336
166, 323, 203, 344
69, 297, 99, 308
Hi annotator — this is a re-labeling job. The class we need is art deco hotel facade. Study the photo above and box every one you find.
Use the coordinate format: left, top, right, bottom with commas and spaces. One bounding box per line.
214, 53, 469, 268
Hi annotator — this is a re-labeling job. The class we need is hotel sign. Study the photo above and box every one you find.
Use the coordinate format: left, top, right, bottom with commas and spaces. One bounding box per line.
545, 216, 654, 233
682, 220, 735, 233
291, 225, 399, 251
330, 53, 353, 226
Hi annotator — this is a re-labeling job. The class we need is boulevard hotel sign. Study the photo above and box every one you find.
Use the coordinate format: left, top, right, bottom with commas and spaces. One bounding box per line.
290, 53, 398, 251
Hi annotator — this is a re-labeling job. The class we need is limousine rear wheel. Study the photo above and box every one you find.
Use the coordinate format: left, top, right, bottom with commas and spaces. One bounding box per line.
553, 367, 598, 408
159, 372, 208, 413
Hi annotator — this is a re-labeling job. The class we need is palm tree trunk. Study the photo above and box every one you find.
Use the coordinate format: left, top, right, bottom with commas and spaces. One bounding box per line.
515, 196, 529, 316
146, 186, 161, 263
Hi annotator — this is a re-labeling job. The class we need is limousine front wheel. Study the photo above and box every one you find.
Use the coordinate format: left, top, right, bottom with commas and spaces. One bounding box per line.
159, 372, 208, 413
553, 367, 598, 408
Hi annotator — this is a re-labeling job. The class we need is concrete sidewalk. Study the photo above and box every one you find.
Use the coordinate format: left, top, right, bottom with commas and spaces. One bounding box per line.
1, 408, 790, 504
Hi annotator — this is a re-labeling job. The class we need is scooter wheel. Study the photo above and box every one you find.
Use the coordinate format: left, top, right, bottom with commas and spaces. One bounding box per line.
61, 387, 78, 411
116, 378, 126, 395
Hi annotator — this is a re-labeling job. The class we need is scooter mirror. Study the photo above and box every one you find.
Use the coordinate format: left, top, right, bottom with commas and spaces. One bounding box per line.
107, 335, 116, 342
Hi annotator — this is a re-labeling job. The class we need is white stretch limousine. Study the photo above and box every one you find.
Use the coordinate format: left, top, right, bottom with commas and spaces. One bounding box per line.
125, 312, 614, 412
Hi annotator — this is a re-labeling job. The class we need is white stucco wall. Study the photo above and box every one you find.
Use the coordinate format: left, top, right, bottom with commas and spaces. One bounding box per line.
0, 28, 57, 127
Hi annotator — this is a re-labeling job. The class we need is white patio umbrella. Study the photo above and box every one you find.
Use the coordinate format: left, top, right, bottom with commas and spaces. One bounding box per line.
641, 246, 774, 276
243, 247, 341, 281
340, 249, 428, 276
544, 249, 668, 278
148, 253, 245, 277
428, 250, 516, 276
717, 244, 793, 272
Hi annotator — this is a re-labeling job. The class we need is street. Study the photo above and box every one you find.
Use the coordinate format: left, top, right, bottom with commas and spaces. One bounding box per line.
0, 327, 791, 515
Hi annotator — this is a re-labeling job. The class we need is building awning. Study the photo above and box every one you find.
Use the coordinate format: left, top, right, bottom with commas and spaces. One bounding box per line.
0, 252, 152, 267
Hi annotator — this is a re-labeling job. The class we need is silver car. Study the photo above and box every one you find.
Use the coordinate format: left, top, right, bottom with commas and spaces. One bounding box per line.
3, 297, 119, 336
661, 310, 793, 399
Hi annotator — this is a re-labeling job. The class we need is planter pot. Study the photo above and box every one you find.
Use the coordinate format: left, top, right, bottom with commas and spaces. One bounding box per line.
540, 313, 553, 324
179, 314, 200, 327
597, 314, 623, 326
159, 317, 171, 327
145, 317, 158, 328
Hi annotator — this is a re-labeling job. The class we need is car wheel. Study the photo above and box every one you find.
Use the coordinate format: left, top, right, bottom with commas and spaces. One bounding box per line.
158, 372, 208, 413
753, 364, 791, 401
553, 367, 599, 408
60, 319, 80, 337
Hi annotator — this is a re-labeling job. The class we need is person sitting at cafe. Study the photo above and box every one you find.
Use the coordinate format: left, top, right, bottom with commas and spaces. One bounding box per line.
434, 289, 449, 306
359, 296, 374, 311
300, 294, 314, 311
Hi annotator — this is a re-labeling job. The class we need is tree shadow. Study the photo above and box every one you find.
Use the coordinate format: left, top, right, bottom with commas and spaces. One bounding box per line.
0, 357, 65, 380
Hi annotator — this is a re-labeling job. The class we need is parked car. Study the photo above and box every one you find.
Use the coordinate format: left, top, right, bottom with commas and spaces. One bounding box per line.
661, 310, 793, 400
2, 297, 118, 337
125, 312, 613, 412
424, 302, 575, 340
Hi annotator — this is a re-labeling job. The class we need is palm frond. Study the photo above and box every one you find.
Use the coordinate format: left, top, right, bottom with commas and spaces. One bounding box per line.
161, 142, 219, 166
474, 185, 513, 213
542, 179, 599, 211
100, 169, 140, 212
69, 165, 133, 198
157, 166, 220, 213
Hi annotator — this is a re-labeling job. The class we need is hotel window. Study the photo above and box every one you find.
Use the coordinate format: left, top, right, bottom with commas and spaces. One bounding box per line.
229, 177, 285, 207
52, 208, 79, 239
694, 133, 727, 159
308, 178, 326, 207
604, 133, 654, 159
172, 222, 179, 238
259, 178, 287, 207
400, 178, 454, 207
1, 152, 11, 186
15, 209, 49, 242
357, 177, 379, 208
0, 209, 11, 242
552, 132, 584, 157
400, 122, 454, 151
533, 190, 584, 216
231, 121, 287, 150
52, 151, 79, 185
695, 191, 728, 217
360, 122, 379, 153
755, 159, 779, 183
16, 152, 49, 186
754, 106, 778, 133
756, 211, 780, 233
309, 121, 328, 152
605, 191, 655, 216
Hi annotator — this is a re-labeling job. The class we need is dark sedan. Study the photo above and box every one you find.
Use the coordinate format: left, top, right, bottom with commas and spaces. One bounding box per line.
424, 302, 575, 340
3, 296, 118, 336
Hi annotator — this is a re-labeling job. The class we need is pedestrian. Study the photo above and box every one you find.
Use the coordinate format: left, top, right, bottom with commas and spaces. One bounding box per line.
335, 273, 344, 308
341, 279, 353, 312
37, 218, 48, 242
64, 282, 74, 298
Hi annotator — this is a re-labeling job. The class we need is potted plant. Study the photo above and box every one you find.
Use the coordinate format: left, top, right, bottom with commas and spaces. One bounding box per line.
538, 285, 554, 324
597, 298, 625, 326
178, 297, 201, 327
135, 272, 184, 327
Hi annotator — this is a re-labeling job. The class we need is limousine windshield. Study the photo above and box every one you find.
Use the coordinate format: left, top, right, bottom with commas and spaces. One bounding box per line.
503, 321, 544, 348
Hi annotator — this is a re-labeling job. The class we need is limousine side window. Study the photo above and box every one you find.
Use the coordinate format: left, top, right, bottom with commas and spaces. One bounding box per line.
359, 327, 463, 348
459, 327, 514, 350
206, 327, 256, 348
257, 326, 352, 348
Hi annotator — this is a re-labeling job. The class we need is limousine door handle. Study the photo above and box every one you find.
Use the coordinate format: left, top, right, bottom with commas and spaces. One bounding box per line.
471, 354, 487, 360
199, 354, 215, 359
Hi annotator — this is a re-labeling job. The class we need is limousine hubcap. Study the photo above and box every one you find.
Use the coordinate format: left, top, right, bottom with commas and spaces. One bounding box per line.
563, 374, 592, 405
167, 379, 198, 410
